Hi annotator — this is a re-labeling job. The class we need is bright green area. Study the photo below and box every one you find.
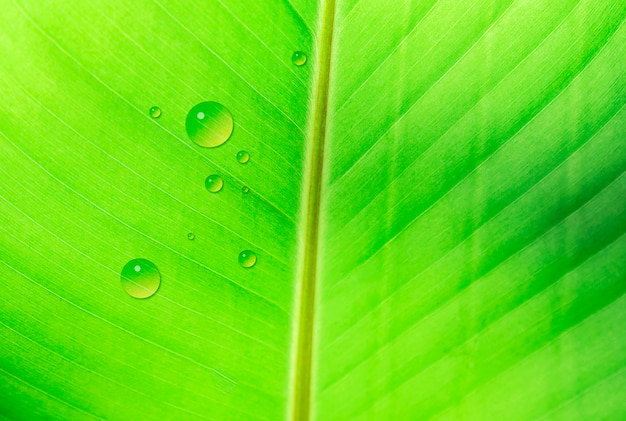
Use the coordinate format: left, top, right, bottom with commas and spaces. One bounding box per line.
0, 0, 313, 419
1, 0, 625, 420
317, 0, 626, 419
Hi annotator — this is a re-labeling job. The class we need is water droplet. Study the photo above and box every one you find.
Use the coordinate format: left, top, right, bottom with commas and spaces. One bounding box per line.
238, 250, 257, 268
292, 51, 307, 66
186, 102, 233, 148
205, 175, 224, 193
188, 233, 195, 240
121, 258, 160, 299
242, 186, 250, 194
149, 106, 161, 118
237, 151, 250, 164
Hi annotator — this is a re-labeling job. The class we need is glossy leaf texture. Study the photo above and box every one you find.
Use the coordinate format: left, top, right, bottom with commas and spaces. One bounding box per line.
0, 0, 316, 419
316, 0, 626, 420
1, 0, 625, 420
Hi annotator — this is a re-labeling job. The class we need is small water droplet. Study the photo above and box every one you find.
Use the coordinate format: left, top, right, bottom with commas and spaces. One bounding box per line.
292, 51, 307, 66
149, 106, 161, 118
242, 186, 250, 194
121, 258, 160, 299
237, 151, 250, 164
188, 233, 195, 240
205, 175, 224, 193
238, 250, 257, 268
186, 102, 233, 148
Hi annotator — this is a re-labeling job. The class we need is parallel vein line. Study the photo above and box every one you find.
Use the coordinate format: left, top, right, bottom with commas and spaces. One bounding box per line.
0, 367, 104, 420
9, 2, 301, 218
353, 230, 626, 419
321, 169, 626, 393
322, 102, 626, 353
429, 285, 626, 420
0, 216, 282, 354
329, 17, 625, 291
152, 0, 305, 133
329, 0, 518, 185
0, 296, 250, 414
1, 70, 293, 267
0, 131, 288, 313
1, 260, 238, 386
0, 321, 217, 421
333, 0, 588, 233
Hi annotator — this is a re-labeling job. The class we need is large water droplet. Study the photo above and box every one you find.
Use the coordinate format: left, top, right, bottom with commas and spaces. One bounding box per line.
238, 250, 257, 268
205, 175, 224, 193
149, 106, 161, 118
188, 232, 195, 240
242, 186, 250, 194
186, 102, 233, 148
121, 258, 160, 299
292, 51, 307, 66
237, 151, 250, 164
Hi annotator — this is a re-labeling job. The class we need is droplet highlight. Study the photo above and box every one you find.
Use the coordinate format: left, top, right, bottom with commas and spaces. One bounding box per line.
205, 175, 224, 193
238, 250, 257, 268
237, 151, 250, 164
292, 51, 307, 66
188, 233, 195, 240
121, 258, 160, 299
242, 186, 250, 194
186, 102, 233, 148
149, 106, 161, 119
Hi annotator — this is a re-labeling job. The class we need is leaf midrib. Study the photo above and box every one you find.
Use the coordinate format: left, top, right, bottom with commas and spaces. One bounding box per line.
289, 0, 337, 420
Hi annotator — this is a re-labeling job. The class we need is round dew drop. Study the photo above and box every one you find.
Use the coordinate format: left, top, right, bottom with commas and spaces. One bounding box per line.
242, 186, 250, 194
238, 250, 257, 268
237, 150, 250, 164
149, 106, 161, 118
186, 102, 233, 148
121, 258, 160, 299
205, 175, 224, 193
187, 232, 195, 240
292, 51, 307, 66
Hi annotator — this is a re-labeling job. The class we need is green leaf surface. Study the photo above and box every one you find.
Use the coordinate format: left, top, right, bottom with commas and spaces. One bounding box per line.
1, 0, 625, 420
